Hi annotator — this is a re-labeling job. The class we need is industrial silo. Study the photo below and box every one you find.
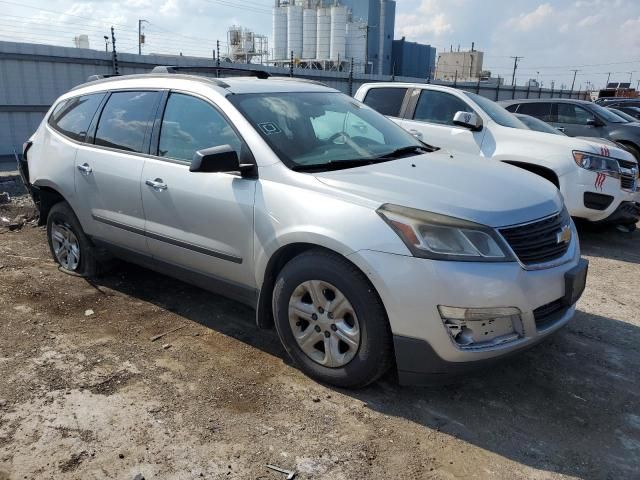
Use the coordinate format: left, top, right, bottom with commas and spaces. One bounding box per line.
345, 21, 367, 72
287, 3, 303, 59
316, 7, 331, 60
272, 4, 288, 60
302, 6, 317, 59
330, 5, 347, 61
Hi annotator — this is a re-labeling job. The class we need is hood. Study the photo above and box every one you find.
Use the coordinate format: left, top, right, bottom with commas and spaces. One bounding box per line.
575, 137, 637, 162
314, 150, 563, 228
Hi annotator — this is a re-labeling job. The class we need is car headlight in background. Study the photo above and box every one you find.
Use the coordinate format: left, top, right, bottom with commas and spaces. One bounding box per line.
377, 204, 515, 262
573, 151, 620, 175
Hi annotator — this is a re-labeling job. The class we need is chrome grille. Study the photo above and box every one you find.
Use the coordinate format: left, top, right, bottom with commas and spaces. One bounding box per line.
618, 159, 638, 191
499, 210, 571, 266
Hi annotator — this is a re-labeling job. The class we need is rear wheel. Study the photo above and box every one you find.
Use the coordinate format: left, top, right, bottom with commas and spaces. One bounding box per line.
272, 249, 393, 388
46, 202, 99, 277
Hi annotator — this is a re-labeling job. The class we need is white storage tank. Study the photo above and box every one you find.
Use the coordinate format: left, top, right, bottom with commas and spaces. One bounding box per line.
345, 21, 367, 72
302, 7, 317, 59
273, 5, 288, 60
330, 5, 347, 61
316, 7, 331, 60
287, 4, 303, 59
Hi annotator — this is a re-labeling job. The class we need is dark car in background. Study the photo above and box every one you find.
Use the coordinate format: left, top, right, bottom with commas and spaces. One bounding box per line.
609, 105, 640, 121
499, 98, 640, 159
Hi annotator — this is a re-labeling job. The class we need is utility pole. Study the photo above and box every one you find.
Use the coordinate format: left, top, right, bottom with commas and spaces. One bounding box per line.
510, 56, 522, 86
636, 79, 640, 91
605, 72, 611, 88
110, 26, 119, 75
138, 19, 148, 55
570, 69, 579, 92
216, 40, 220, 78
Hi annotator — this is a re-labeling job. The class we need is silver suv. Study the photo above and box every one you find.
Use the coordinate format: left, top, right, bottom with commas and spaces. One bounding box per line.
21, 68, 588, 387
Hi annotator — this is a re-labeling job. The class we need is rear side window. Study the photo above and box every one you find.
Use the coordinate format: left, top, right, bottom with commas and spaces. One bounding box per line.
48, 94, 105, 142
362, 87, 408, 117
94, 91, 160, 153
517, 103, 554, 122
414, 90, 473, 126
158, 93, 242, 161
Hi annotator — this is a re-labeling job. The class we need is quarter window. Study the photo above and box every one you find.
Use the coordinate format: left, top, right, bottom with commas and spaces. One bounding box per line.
94, 91, 160, 153
362, 88, 408, 117
413, 90, 473, 126
48, 94, 105, 142
158, 93, 242, 162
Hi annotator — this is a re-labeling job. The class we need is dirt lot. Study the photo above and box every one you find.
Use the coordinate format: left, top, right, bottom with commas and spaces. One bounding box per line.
0, 172, 639, 480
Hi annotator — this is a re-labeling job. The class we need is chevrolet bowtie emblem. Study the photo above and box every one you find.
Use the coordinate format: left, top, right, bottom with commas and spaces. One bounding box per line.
556, 225, 572, 244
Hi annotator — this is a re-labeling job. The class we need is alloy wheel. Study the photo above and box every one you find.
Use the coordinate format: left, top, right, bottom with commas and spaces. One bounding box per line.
51, 221, 81, 271
287, 280, 361, 368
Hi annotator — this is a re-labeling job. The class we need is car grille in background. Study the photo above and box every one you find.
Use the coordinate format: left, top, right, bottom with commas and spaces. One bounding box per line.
619, 159, 638, 191
499, 210, 571, 266
533, 297, 568, 330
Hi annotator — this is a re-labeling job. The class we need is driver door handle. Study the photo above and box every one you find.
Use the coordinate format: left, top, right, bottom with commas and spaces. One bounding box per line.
77, 163, 92, 175
145, 178, 168, 191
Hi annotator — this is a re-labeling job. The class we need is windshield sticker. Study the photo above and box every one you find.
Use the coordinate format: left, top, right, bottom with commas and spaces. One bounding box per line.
595, 172, 606, 190
258, 122, 282, 135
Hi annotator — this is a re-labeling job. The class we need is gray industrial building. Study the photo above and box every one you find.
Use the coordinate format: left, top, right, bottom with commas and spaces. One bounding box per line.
337, 0, 396, 75
391, 37, 436, 79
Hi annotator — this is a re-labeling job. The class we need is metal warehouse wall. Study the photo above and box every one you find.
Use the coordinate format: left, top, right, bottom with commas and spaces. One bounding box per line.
0, 40, 588, 158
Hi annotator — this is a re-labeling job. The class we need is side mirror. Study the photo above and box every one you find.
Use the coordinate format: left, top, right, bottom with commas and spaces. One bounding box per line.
587, 117, 604, 127
190, 145, 255, 176
453, 111, 483, 131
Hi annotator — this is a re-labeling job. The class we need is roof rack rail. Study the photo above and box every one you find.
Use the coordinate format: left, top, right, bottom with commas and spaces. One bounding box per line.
151, 65, 270, 79
87, 74, 121, 82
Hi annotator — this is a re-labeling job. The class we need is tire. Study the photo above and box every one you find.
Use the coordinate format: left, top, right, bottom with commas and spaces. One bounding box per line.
46, 201, 99, 277
272, 249, 393, 388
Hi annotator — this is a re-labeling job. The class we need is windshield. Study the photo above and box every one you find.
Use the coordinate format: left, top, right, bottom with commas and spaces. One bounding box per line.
229, 92, 426, 171
515, 113, 566, 135
607, 108, 636, 123
464, 91, 526, 128
590, 103, 628, 123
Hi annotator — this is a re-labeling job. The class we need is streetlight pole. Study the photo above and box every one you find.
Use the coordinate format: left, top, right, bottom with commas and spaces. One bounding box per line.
138, 19, 148, 55
103, 36, 109, 53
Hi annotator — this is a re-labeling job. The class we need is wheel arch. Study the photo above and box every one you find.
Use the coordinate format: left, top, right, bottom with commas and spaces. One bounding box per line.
501, 161, 560, 188
31, 183, 67, 226
613, 140, 640, 160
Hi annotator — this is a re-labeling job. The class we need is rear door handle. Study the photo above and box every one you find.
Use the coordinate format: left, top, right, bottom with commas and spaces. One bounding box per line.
77, 163, 92, 175
145, 178, 168, 191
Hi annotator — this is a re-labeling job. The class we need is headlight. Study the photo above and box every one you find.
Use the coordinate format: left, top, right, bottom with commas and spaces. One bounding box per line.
573, 151, 620, 174
377, 204, 515, 262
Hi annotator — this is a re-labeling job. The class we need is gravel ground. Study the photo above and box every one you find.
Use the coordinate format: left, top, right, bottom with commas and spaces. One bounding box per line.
0, 174, 639, 480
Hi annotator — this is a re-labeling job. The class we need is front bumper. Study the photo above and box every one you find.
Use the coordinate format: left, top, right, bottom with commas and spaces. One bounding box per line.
561, 168, 638, 224
347, 244, 585, 385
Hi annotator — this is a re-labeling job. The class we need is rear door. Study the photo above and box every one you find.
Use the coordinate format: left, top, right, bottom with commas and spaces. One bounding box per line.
75, 90, 162, 254
360, 86, 410, 120
513, 102, 555, 126
140, 91, 257, 297
398, 88, 482, 154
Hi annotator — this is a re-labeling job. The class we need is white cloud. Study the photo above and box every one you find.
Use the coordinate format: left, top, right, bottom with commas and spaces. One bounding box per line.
396, 12, 452, 38
577, 14, 602, 27
506, 3, 554, 31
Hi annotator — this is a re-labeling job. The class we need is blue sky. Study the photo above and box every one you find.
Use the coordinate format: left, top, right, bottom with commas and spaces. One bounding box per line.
2, 0, 639, 89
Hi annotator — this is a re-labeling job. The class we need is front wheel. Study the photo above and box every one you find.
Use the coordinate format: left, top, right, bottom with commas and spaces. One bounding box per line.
272, 250, 393, 388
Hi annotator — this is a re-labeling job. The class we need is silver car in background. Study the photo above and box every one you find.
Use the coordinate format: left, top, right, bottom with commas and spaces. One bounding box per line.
21, 70, 588, 387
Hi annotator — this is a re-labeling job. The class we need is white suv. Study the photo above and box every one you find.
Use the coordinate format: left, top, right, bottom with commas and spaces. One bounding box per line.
21, 68, 587, 387
355, 83, 640, 230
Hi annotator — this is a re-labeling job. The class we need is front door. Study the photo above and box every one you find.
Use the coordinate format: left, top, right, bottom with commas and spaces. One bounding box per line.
398, 88, 484, 155
75, 90, 162, 254
551, 103, 601, 137
141, 92, 256, 291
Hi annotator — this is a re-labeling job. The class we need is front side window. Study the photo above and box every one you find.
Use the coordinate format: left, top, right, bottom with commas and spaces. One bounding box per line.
48, 93, 105, 142
229, 92, 424, 171
362, 87, 408, 117
414, 90, 473, 126
556, 104, 594, 125
158, 93, 242, 161
94, 91, 160, 153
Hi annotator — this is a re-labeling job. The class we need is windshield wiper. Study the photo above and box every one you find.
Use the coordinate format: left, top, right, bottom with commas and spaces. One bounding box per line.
291, 158, 392, 172
376, 144, 436, 159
